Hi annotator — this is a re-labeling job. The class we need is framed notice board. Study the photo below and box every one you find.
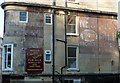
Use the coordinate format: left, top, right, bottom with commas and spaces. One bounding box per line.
26, 48, 44, 73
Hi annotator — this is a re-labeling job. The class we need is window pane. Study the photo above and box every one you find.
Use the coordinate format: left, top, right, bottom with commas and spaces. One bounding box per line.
67, 25, 76, 33
19, 11, 27, 22
8, 45, 11, 48
8, 53, 11, 61
20, 11, 27, 17
8, 53, 11, 68
4, 46, 7, 53
8, 45, 11, 52
5, 54, 7, 68
46, 51, 50, 54
46, 54, 50, 60
46, 19, 51, 23
4, 46, 7, 68
45, 13, 51, 24
46, 14, 51, 18
3, 44, 13, 70
8, 48, 11, 52
67, 16, 76, 24
20, 17, 27, 21
67, 15, 76, 33
68, 58, 76, 68
8, 61, 11, 68
68, 47, 76, 57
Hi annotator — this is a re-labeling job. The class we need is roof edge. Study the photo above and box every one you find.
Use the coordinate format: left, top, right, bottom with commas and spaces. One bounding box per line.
1, 2, 117, 16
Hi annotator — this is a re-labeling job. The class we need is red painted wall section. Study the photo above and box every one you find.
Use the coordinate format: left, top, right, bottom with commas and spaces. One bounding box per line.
79, 16, 118, 55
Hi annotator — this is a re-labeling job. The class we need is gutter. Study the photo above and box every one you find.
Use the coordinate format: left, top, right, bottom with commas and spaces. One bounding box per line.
52, 9, 55, 83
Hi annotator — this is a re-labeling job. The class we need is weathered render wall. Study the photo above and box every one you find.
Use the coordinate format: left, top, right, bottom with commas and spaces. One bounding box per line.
2, 6, 118, 82
59, 15, 118, 74
3, 6, 118, 75
54, 14, 118, 73
2, 10, 44, 74
67, 0, 116, 12
2, 8, 65, 75
4, 0, 117, 12
79, 17, 118, 73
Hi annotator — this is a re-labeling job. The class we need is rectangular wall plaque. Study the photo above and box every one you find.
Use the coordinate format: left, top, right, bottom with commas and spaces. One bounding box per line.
26, 48, 44, 73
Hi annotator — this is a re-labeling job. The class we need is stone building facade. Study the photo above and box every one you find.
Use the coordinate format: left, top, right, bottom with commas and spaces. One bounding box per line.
1, 0, 119, 83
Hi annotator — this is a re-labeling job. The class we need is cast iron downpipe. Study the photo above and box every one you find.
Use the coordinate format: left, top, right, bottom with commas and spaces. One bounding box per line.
52, 0, 56, 83
52, 9, 55, 83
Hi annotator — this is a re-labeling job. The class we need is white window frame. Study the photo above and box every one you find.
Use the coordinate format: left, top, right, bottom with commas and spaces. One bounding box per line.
45, 50, 51, 62
67, 46, 79, 70
2, 44, 13, 71
64, 79, 81, 83
67, 16, 79, 36
45, 13, 52, 25
19, 11, 28, 23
